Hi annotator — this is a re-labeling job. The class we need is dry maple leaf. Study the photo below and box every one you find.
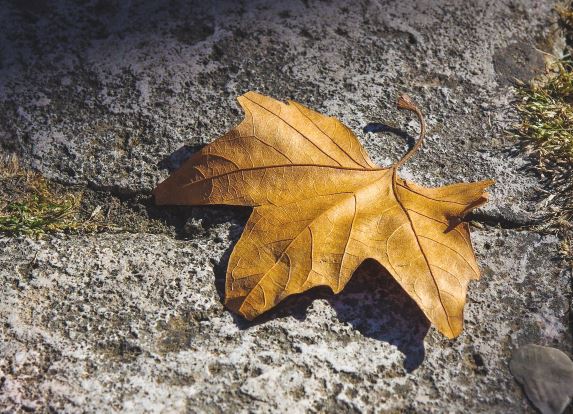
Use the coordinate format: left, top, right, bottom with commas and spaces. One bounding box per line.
154, 92, 494, 339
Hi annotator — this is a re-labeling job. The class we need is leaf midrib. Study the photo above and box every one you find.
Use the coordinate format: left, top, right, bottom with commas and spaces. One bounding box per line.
182, 163, 383, 190
391, 171, 454, 335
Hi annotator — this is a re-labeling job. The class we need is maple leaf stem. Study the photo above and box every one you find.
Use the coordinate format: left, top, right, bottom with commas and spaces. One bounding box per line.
394, 94, 426, 169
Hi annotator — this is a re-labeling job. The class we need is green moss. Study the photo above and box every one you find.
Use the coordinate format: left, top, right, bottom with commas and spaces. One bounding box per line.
0, 154, 103, 236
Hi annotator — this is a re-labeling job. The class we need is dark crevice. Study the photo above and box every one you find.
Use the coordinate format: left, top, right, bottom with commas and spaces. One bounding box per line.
466, 211, 543, 230
85, 181, 146, 198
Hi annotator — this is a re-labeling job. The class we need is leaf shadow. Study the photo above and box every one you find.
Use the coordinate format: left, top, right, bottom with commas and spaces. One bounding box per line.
157, 144, 205, 173
363, 123, 416, 149
213, 247, 430, 372
328, 260, 430, 372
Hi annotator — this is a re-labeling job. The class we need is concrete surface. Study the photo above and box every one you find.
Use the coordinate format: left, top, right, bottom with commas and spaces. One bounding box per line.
0, 229, 570, 412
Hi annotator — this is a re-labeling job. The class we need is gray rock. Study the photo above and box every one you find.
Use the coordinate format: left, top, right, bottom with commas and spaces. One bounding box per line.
0, 0, 561, 223
0, 228, 570, 412
510, 345, 573, 414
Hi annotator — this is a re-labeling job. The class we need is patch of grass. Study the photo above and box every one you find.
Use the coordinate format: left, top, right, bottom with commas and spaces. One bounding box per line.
0, 154, 104, 236
515, 57, 573, 225
557, 2, 573, 32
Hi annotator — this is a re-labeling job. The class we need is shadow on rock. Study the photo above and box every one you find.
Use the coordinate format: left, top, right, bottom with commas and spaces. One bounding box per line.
213, 250, 430, 371
328, 260, 430, 372
363, 123, 416, 150
157, 144, 205, 173
142, 196, 250, 240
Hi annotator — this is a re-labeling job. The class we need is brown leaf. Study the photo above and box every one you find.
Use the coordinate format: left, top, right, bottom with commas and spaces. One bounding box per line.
153, 92, 494, 338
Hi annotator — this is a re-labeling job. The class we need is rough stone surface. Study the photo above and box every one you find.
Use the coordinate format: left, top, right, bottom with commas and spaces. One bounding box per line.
0, 229, 570, 413
0, 0, 572, 413
0, 0, 562, 220
510, 345, 573, 414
